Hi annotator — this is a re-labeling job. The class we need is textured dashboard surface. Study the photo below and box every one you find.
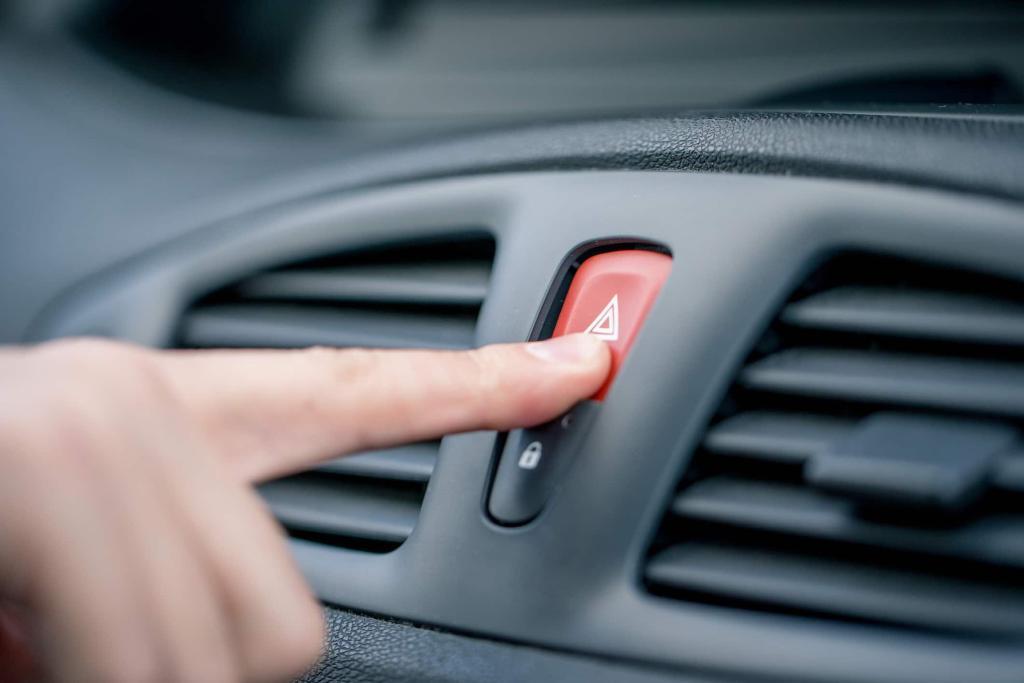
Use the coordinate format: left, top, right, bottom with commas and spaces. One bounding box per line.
298, 607, 714, 683
3, 37, 1024, 344
334, 111, 1024, 202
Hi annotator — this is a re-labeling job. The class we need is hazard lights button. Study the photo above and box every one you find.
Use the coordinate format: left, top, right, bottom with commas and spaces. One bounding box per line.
553, 249, 672, 399
487, 247, 670, 526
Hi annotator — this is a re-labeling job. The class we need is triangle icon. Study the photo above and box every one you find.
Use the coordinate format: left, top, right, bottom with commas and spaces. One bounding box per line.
584, 294, 619, 341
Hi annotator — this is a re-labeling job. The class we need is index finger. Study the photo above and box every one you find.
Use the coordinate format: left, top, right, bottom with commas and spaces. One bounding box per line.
158, 334, 610, 482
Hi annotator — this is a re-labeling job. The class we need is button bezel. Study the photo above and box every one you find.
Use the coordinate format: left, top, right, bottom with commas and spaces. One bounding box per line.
483, 239, 670, 528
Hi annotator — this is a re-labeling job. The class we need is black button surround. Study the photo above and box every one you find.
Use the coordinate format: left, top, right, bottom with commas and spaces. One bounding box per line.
488, 401, 601, 525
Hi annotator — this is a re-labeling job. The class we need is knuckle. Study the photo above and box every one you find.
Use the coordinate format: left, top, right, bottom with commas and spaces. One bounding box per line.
288, 346, 356, 422
317, 346, 376, 382
302, 344, 337, 362
303, 344, 342, 364
309, 346, 379, 418
125, 346, 178, 407
37, 337, 150, 383
303, 346, 377, 397
35, 337, 125, 367
36, 338, 171, 416
1, 340, 170, 472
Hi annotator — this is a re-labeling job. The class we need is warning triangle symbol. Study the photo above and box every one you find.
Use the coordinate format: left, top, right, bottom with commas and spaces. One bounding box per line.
584, 294, 619, 341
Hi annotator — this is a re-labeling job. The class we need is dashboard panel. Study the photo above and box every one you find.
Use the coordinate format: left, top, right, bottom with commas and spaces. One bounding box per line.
3, 22, 1024, 683
33, 170, 1024, 683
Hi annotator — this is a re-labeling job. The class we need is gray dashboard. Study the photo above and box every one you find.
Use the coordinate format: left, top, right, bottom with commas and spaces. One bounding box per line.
5, 33, 1024, 683
33, 168, 1024, 683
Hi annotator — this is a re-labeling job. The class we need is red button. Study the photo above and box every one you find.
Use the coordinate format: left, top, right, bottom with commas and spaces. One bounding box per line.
552, 249, 672, 399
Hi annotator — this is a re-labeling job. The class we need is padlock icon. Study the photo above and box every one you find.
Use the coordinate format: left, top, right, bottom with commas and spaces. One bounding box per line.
517, 441, 543, 470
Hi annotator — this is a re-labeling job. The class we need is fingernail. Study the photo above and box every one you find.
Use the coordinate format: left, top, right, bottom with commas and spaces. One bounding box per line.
525, 334, 604, 364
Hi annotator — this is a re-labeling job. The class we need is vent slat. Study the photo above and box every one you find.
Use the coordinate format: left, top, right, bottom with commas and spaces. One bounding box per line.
703, 413, 1024, 494
179, 304, 477, 350
259, 475, 422, 545
741, 349, 1024, 418
316, 443, 437, 483
781, 287, 1024, 346
671, 478, 1024, 570
650, 254, 1024, 636
703, 412, 855, 464
646, 544, 1024, 636
235, 262, 490, 308
176, 236, 494, 553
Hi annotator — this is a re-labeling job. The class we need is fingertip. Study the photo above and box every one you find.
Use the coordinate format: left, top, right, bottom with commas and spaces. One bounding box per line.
499, 334, 611, 422
524, 333, 611, 371
528, 334, 612, 396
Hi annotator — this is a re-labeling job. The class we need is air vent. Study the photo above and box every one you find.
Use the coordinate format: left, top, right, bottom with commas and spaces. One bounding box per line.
645, 254, 1024, 638
177, 234, 495, 552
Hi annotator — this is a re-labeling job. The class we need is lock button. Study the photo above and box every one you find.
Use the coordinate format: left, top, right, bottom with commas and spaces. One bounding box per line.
488, 402, 599, 525
517, 441, 544, 470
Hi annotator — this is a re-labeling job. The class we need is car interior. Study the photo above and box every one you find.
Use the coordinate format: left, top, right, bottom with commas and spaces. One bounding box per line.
2, 1, 1024, 681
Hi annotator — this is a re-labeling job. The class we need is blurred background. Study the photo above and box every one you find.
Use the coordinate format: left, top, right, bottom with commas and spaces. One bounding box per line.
0, 1, 1022, 347
3, 0, 1023, 123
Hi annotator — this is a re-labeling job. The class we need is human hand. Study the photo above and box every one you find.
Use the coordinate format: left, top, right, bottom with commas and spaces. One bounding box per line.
0, 334, 610, 682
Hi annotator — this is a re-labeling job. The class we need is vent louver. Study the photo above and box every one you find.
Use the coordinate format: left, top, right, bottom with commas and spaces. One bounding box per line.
177, 234, 495, 552
645, 254, 1024, 638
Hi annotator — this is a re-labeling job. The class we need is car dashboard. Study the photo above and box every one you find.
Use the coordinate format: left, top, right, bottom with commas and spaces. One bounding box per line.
2, 3, 1024, 682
